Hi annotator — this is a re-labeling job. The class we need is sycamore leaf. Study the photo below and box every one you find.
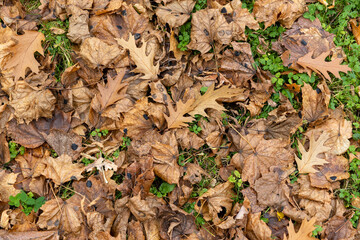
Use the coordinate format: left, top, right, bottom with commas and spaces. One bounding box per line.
116, 34, 159, 80
297, 51, 352, 81
188, 84, 243, 117
156, 0, 195, 28
4, 30, 45, 81
284, 217, 317, 240
296, 132, 331, 174
95, 70, 128, 111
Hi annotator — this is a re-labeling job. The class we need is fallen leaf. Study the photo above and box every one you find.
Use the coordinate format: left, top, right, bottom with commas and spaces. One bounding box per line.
188, 9, 232, 54
284, 217, 317, 240
0, 170, 20, 202
156, 0, 195, 28
297, 51, 351, 80
350, 19, 360, 45
116, 33, 159, 80
0, 230, 59, 240
4, 30, 45, 81
296, 132, 331, 174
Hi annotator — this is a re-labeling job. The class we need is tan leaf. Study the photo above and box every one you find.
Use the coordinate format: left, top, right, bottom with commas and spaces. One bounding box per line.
296, 132, 331, 174
0, 133, 10, 165
164, 98, 195, 129
230, 7, 259, 41
92, 70, 128, 112
10, 81, 56, 124
37, 198, 83, 234
195, 181, 235, 225
350, 19, 360, 45
80, 37, 122, 69
245, 212, 273, 239
170, 30, 184, 61
284, 217, 317, 240
67, 6, 91, 44
253, 0, 306, 29
4, 30, 45, 81
116, 34, 159, 79
0, 170, 20, 202
156, 0, 195, 28
151, 142, 180, 184
188, 9, 232, 54
297, 51, 351, 80
37, 154, 85, 186
0, 230, 59, 240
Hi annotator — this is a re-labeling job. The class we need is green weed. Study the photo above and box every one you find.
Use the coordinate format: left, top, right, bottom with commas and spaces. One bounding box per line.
20, 0, 41, 12
90, 128, 109, 138
150, 182, 176, 197
9, 141, 25, 160
9, 190, 45, 215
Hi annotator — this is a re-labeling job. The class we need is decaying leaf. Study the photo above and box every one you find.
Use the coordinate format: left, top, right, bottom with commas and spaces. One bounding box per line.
4, 30, 45, 80
116, 34, 159, 80
350, 19, 360, 45
296, 132, 331, 174
156, 0, 195, 28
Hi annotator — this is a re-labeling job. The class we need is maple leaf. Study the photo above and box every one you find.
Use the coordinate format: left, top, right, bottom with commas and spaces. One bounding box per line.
4, 30, 45, 81
116, 34, 159, 80
295, 132, 331, 174
297, 51, 352, 80
284, 217, 317, 240
95, 70, 128, 112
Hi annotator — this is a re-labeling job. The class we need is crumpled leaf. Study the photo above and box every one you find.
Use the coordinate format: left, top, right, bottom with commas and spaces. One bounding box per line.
188, 9, 232, 54
156, 0, 195, 28
10, 81, 56, 124
0, 230, 59, 240
67, 6, 91, 44
195, 181, 235, 225
36, 154, 85, 186
0, 170, 20, 202
116, 33, 159, 80
296, 132, 331, 174
4, 30, 45, 80
350, 19, 360, 45
151, 142, 180, 184
284, 217, 317, 240
253, 0, 306, 29
80, 37, 122, 69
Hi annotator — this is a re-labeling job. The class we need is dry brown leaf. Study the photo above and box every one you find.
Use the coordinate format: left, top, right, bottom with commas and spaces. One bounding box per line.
246, 212, 273, 240
116, 33, 159, 80
284, 217, 317, 240
297, 51, 351, 80
0, 133, 10, 165
0, 170, 20, 202
67, 6, 91, 44
92, 71, 128, 113
164, 98, 195, 129
230, 6, 259, 41
253, 0, 306, 29
80, 37, 122, 69
151, 142, 180, 184
350, 19, 360, 45
195, 181, 235, 225
156, 0, 195, 28
37, 154, 85, 186
187, 9, 232, 54
0, 230, 59, 240
4, 30, 45, 81
296, 132, 331, 174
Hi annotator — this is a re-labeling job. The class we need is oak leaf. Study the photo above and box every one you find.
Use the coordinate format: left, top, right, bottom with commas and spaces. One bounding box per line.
297, 51, 351, 80
284, 217, 317, 240
4, 30, 45, 81
116, 33, 159, 80
296, 132, 331, 174
156, 0, 195, 28
92, 70, 128, 113
164, 98, 195, 129
187, 9, 232, 54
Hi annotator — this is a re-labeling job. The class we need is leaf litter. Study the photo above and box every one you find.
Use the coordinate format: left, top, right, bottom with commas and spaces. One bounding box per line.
0, 0, 358, 239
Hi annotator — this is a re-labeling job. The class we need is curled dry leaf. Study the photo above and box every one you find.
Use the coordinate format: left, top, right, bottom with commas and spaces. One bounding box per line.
10, 81, 56, 124
0, 170, 20, 202
187, 9, 232, 54
151, 142, 180, 184
80, 37, 122, 69
116, 33, 159, 80
195, 181, 235, 225
350, 19, 360, 45
296, 132, 331, 174
156, 0, 195, 28
4, 30, 45, 81
253, 0, 306, 29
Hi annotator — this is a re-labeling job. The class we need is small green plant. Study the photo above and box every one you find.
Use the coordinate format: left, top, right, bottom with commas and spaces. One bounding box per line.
189, 124, 202, 134
178, 22, 192, 51
81, 157, 94, 166
9, 190, 45, 215
121, 137, 131, 150
228, 170, 243, 203
90, 128, 109, 138
9, 141, 25, 160
182, 202, 206, 227
312, 225, 323, 237
20, 0, 41, 12
150, 182, 176, 197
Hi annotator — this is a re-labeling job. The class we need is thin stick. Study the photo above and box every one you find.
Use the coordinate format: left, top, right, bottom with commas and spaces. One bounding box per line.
228, 123, 256, 153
